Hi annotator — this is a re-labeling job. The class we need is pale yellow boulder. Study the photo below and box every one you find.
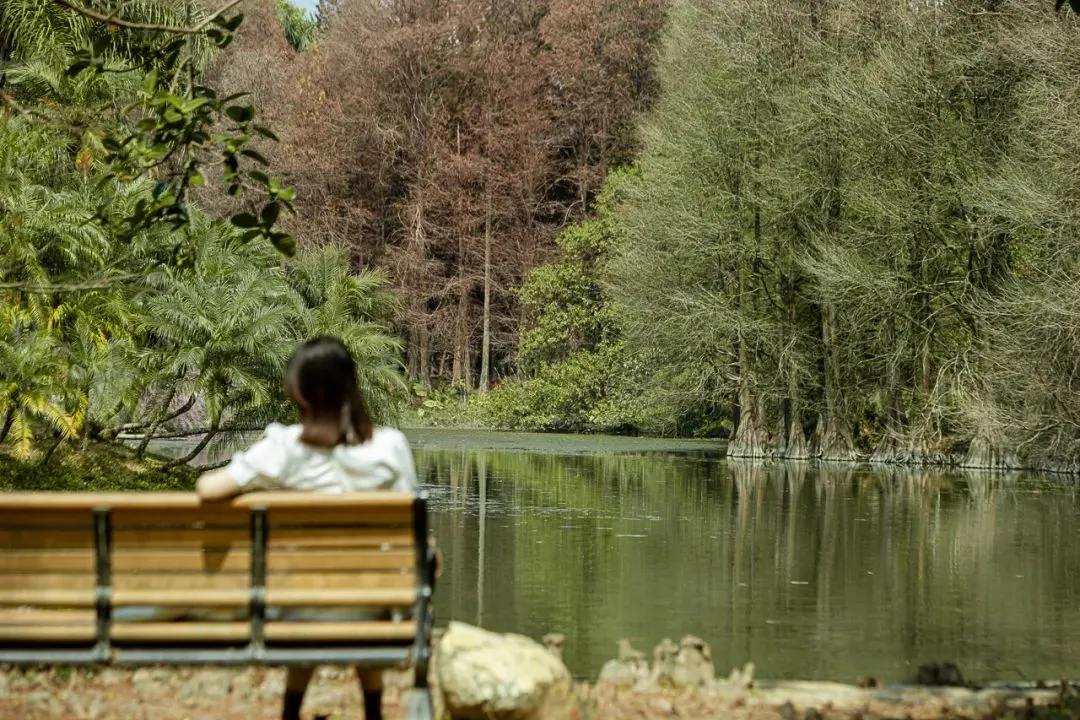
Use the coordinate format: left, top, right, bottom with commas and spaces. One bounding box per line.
436, 622, 574, 720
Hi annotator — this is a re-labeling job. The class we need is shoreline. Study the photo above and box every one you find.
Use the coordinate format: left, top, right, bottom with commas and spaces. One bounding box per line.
0, 665, 1074, 720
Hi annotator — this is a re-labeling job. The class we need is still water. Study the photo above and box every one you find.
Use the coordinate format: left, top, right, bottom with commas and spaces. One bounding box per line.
408, 429, 1080, 684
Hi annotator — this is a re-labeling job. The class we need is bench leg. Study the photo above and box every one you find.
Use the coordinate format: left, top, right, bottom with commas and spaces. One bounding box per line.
404, 687, 434, 720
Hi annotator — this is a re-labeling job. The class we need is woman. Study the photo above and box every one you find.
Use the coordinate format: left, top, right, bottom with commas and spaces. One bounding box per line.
197, 336, 425, 720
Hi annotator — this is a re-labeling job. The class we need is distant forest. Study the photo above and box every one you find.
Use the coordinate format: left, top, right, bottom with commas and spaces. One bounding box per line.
7, 0, 1080, 472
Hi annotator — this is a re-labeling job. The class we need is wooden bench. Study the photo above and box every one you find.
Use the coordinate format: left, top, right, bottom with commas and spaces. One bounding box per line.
0, 490, 436, 712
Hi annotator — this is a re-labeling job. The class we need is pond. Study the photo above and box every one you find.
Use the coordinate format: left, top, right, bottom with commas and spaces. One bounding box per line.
408, 429, 1080, 684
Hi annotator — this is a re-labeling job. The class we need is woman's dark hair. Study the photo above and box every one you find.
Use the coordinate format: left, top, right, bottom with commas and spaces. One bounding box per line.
284, 336, 374, 447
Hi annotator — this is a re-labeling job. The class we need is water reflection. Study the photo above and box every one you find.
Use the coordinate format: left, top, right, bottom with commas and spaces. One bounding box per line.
417, 446, 1080, 683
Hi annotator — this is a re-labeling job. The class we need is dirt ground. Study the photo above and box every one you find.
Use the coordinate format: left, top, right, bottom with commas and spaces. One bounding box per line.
1, 666, 1079, 720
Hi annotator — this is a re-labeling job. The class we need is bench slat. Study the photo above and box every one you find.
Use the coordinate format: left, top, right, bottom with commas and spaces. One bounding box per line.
0, 549, 94, 573
269, 528, 414, 547
0, 530, 94, 548
113, 530, 248, 548
112, 589, 248, 607
0, 625, 96, 642
266, 589, 416, 607
267, 508, 412, 528
112, 622, 249, 642
266, 621, 417, 642
0, 609, 94, 625
0, 492, 415, 510
0, 548, 414, 574
111, 508, 248, 528
267, 572, 414, 590
0, 589, 93, 606
0, 510, 93, 528
268, 549, 414, 572
103, 528, 414, 549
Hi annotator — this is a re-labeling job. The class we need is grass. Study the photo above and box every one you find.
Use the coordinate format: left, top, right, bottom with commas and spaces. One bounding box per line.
0, 441, 196, 492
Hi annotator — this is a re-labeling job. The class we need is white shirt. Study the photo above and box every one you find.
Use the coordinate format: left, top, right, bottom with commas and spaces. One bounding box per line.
225, 423, 418, 493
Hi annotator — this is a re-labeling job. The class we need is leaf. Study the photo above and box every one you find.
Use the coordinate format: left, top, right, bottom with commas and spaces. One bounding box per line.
66, 61, 91, 77
224, 13, 245, 32
260, 202, 281, 226
253, 125, 280, 142
270, 232, 296, 256
231, 213, 260, 229
247, 170, 270, 186
241, 149, 268, 165
225, 105, 256, 123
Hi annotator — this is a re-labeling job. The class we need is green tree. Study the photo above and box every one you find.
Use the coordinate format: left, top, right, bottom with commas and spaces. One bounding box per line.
480, 172, 642, 433
276, 0, 317, 51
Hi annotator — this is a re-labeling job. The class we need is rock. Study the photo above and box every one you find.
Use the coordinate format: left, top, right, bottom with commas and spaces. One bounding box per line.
650, 638, 679, 688
598, 638, 650, 689
542, 633, 566, 662
436, 622, 574, 720
617, 638, 646, 664
727, 662, 755, 689
671, 635, 714, 689
597, 658, 648, 689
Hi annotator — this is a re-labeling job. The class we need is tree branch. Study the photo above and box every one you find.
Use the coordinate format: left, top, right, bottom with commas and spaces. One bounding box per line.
50, 0, 244, 35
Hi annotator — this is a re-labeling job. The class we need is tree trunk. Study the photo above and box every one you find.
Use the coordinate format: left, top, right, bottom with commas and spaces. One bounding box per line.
137, 386, 178, 459
961, 434, 1018, 471
871, 318, 907, 464
479, 181, 492, 392
728, 260, 769, 459
452, 234, 469, 391
0, 405, 15, 444
419, 319, 431, 388
164, 423, 220, 469
811, 303, 857, 462
407, 326, 420, 381
778, 276, 808, 459
39, 435, 64, 466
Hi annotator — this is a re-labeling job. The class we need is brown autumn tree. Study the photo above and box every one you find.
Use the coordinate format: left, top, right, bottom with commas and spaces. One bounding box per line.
213, 0, 668, 389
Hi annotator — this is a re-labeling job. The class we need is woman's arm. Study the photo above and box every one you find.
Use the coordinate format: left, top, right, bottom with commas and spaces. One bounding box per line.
196, 468, 242, 501
197, 424, 293, 501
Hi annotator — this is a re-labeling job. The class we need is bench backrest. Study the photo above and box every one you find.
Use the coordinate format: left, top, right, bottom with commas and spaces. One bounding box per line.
0, 491, 433, 665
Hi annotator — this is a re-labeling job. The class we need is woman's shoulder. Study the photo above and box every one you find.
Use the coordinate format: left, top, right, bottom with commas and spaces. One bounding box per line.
371, 425, 409, 447
262, 422, 304, 443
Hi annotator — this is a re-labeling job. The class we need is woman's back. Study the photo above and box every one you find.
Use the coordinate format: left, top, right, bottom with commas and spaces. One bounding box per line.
224, 423, 417, 494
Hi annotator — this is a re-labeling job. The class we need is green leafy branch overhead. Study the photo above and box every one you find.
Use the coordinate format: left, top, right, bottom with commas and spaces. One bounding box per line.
2, 0, 297, 278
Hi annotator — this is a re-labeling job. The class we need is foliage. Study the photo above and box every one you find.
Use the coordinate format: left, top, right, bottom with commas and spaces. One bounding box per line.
599, 0, 1080, 467
222, 0, 668, 392
0, 443, 194, 491
276, 0, 317, 51
479, 173, 643, 433
2, 0, 296, 267
0, 0, 407, 470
